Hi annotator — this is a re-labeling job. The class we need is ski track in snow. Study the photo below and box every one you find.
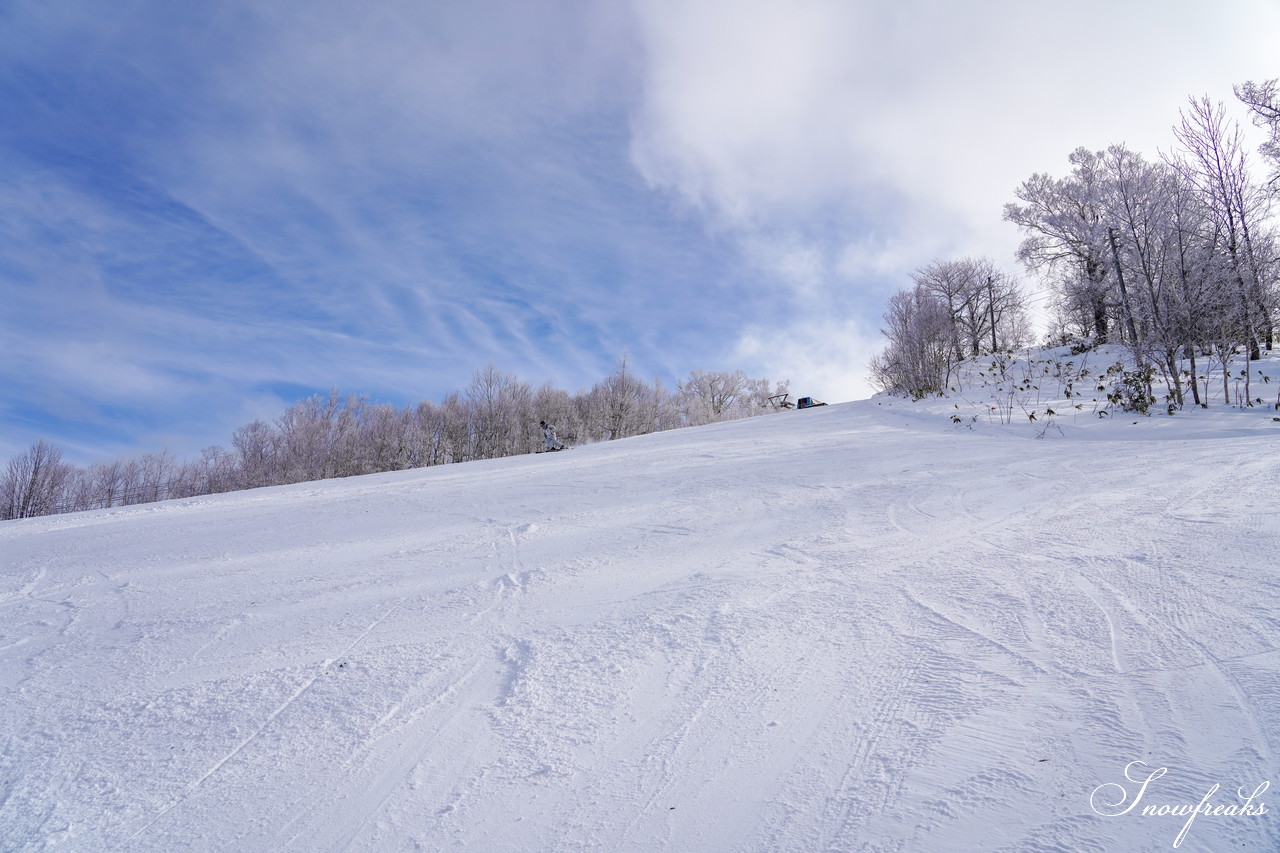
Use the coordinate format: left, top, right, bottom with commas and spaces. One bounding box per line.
2, 393, 1279, 852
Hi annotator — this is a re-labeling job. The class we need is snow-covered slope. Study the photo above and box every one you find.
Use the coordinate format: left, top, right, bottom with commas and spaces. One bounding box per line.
3, 397, 1278, 852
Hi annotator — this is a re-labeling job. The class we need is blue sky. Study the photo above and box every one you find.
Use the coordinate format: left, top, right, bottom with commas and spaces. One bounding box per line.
2, 0, 1277, 464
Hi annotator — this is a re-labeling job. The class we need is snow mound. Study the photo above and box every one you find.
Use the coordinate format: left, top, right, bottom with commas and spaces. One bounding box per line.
877, 345, 1280, 442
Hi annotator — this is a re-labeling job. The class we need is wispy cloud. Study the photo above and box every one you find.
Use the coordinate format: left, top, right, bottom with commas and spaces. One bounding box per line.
2, 0, 1275, 462
1, 0, 765, 461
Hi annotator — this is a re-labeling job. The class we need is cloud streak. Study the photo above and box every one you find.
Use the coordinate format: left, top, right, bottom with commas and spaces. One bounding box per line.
2, 0, 762, 461
2, 0, 1276, 461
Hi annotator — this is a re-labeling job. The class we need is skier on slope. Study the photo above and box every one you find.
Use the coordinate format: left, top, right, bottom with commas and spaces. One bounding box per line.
540, 421, 565, 452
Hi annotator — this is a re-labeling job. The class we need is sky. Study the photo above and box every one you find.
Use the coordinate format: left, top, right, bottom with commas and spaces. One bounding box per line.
2, 0, 1278, 465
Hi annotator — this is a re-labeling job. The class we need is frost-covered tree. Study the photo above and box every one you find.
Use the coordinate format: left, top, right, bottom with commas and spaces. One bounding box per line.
678, 370, 750, 425
1096, 145, 1182, 394
272, 390, 369, 482
1236, 79, 1280, 190
585, 355, 650, 441
1005, 149, 1114, 343
911, 257, 1029, 357
1169, 96, 1275, 363
676, 369, 791, 425
869, 284, 959, 397
357, 404, 415, 473
1009, 124, 1276, 397
1092, 141, 1261, 406
870, 256, 1028, 398
744, 376, 791, 413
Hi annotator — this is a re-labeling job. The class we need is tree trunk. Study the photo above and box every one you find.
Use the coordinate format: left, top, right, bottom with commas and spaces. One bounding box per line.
1107, 227, 1140, 346
1186, 345, 1202, 407
1093, 301, 1109, 344
987, 276, 998, 353
1164, 350, 1183, 408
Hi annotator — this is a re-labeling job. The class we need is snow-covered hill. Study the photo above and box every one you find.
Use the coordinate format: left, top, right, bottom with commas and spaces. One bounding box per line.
3, 394, 1278, 852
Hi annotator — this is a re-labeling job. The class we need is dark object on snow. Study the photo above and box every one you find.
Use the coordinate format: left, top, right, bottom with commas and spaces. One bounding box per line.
767, 393, 795, 410
797, 396, 827, 409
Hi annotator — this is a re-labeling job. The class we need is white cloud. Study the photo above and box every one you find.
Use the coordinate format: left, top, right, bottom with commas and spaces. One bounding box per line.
633, 0, 1280, 245
631, 0, 868, 221
733, 315, 883, 404
629, 0, 1280, 394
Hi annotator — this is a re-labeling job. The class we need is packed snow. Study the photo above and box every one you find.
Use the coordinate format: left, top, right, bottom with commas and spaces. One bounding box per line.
3, 368, 1279, 852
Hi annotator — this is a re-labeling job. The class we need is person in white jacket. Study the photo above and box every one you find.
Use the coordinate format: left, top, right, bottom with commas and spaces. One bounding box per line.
539, 421, 564, 451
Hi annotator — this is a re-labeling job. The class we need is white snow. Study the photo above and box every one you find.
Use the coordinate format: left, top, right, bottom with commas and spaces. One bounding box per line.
3, 371, 1279, 852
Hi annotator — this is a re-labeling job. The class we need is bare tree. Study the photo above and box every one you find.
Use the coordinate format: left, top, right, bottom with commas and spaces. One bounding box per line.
188, 446, 239, 495
232, 419, 278, 489
466, 363, 534, 460
1, 439, 76, 519
408, 400, 451, 467
534, 382, 585, 446
3, 358, 790, 521
357, 404, 414, 473
439, 392, 474, 463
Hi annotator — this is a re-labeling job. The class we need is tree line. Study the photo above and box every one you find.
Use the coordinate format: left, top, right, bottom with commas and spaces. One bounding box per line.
873, 81, 1280, 402
1, 360, 789, 521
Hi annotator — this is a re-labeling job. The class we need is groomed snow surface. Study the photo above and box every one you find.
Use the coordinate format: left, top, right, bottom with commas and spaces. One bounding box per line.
3, 373, 1279, 851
